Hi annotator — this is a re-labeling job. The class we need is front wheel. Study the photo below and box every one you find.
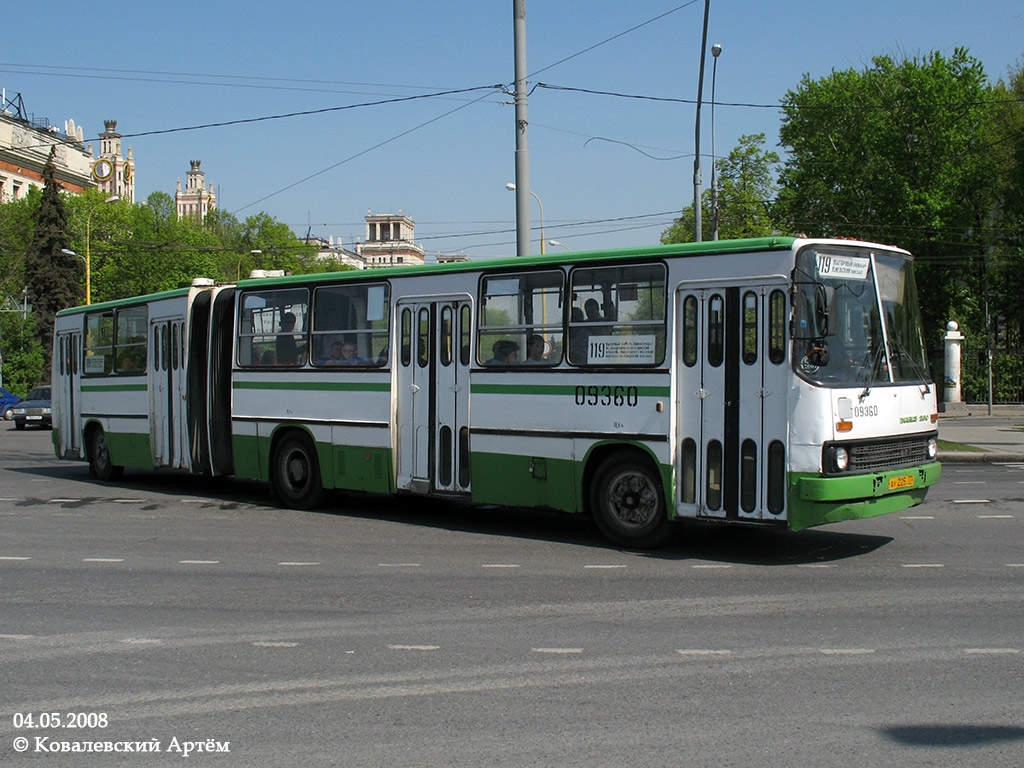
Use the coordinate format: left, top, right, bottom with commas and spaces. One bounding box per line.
591, 452, 672, 549
88, 427, 124, 481
272, 433, 328, 510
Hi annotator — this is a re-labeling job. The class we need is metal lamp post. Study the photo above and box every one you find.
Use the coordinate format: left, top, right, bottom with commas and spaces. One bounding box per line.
83, 195, 119, 305
506, 183, 545, 254
710, 42, 722, 241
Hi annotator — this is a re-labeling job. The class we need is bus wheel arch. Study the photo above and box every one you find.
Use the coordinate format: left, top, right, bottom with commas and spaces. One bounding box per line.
587, 446, 671, 549
85, 422, 124, 482
269, 427, 328, 510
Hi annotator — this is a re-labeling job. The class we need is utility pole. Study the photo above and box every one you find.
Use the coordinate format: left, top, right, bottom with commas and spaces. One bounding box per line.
513, 0, 531, 257
692, 0, 710, 242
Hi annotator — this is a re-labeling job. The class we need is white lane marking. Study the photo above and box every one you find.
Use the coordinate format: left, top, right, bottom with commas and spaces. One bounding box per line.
121, 638, 162, 645
0, 556, 31, 560
179, 560, 220, 565
278, 562, 320, 567
978, 515, 1014, 519
953, 499, 991, 504
584, 565, 627, 570
182, 499, 210, 503
253, 642, 298, 648
692, 564, 732, 569
48, 498, 81, 503
482, 564, 521, 569
798, 564, 836, 568
113, 498, 145, 503
677, 649, 732, 656
83, 558, 125, 563
900, 515, 934, 520
0, 497, 19, 501
532, 647, 584, 654
378, 563, 421, 568
389, 645, 440, 651
1007, 564, 1024, 568
964, 648, 1019, 655
901, 563, 944, 568
953, 481, 987, 485
820, 648, 876, 655
0, 634, 35, 640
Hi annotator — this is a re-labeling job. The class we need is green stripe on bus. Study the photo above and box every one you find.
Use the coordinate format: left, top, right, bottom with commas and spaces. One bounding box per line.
233, 380, 391, 392
81, 383, 148, 392
470, 383, 670, 397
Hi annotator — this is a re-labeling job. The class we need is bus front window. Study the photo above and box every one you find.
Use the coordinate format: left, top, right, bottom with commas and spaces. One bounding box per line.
794, 247, 928, 386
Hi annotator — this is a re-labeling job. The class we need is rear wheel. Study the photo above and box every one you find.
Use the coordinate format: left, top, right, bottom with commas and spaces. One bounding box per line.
272, 433, 328, 509
591, 452, 672, 549
88, 427, 124, 481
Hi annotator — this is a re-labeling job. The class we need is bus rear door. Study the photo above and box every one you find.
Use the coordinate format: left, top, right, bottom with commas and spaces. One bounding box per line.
55, 329, 83, 459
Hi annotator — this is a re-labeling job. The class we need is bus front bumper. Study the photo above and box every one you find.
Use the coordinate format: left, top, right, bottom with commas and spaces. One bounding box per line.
787, 461, 942, 531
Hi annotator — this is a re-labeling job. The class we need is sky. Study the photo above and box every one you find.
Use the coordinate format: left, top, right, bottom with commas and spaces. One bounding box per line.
2, 1, 1022, 260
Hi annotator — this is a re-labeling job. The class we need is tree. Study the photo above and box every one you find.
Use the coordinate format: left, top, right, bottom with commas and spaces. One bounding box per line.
774, 48, 1001, 349
662, 134, 780, 244
24, 148, 80, 372
0, 311, 45, 392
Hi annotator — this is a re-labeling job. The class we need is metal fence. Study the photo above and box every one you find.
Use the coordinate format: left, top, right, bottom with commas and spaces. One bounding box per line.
959, 347, 1024, 405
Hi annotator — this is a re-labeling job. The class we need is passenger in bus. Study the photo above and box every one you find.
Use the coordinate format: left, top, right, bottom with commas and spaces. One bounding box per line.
523, 334, 547, 364
484, 340, 519, 365
261, 349, 278, 365
276, 312, 304, 364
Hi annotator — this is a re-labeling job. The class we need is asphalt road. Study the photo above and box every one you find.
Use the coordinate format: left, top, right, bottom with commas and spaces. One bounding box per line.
1, 424, 1022, 767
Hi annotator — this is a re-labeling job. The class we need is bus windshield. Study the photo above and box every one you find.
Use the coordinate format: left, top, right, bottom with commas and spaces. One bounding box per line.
794, 247, 928, 386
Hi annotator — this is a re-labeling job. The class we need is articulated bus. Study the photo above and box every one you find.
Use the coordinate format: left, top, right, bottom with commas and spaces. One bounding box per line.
52, 236, 941, 547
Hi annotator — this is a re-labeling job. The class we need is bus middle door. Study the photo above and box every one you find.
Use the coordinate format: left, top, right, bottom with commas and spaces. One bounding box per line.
395, 298, 472, 494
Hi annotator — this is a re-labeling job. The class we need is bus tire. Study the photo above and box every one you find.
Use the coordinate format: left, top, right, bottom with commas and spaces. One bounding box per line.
272, 433, 328, 510
88, 427, 124, 482
591, 452, 671, 549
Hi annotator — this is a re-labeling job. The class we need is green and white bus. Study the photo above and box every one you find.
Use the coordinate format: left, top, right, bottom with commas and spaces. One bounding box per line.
52, 236, 941, 547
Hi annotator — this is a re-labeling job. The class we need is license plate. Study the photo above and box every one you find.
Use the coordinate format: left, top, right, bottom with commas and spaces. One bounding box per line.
26, 415, 41, 421
888, 475, 915, 489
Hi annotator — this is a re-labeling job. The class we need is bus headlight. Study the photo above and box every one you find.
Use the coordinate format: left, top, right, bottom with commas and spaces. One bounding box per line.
927, 436, 938, 459
833, 446, 849, 472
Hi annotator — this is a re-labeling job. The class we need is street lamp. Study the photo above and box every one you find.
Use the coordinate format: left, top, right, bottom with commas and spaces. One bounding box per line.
710, 42, 722, 241
547, 240, 572, 252
506, 182, 545, 254
81, 195, 119, 305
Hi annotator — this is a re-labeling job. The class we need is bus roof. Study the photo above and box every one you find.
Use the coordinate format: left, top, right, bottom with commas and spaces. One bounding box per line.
55, 236, 800, 314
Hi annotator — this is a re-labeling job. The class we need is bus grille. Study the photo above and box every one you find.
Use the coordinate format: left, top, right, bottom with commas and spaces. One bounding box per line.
847, 435, 933, 472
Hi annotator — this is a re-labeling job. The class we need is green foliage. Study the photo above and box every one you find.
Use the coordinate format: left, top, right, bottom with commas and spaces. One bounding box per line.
662, 134, 780, 244
775, 48, 1000, 350
0, 311, 46, 392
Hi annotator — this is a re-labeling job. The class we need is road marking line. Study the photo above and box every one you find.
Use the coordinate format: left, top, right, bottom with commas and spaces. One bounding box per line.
1007, 564, 1024, 568
964, 648, 1019, 655
482, 564, 521, 569
977, 515, 1014, 519
900, 515, 934, 520
121, 638, 162, 644
692, 564, 732, 569
901, 563, 944, 568
389, 645, 440, 651
179, 560, 220, 564
953, 481, 987, 485
532, 647, 584, 654
819, 648, 876, 655
48, 498, 81, 503
113, 498, 144, 503
253, 641, 298, 648
378, 563, 421, 568
0, 556, 31, 560
83, 558, 124, 563
677, 649, 732, 656
278, 562, 320, 566
798, 564, 836, 568
953, 499, 991, 504
0, 634, 34, 640
584, 565, 628, 569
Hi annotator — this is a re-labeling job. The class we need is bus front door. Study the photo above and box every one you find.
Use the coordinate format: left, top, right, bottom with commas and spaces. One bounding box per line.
395, 298, 472, 494
149, 318, 187, 468
55, 330, 83, 459
675, 282, 788, 522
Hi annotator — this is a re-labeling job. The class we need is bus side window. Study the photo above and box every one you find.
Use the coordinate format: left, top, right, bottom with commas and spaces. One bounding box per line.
478, 270, 563, 367
237, 288, 310, 367
84, 311, 114, 375
768, 289, 786, 364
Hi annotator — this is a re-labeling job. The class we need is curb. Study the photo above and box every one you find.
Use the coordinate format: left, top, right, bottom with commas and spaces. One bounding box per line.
937, 451, 1024, 464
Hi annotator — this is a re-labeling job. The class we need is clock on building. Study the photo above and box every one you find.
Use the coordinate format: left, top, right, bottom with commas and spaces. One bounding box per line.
92, 159, 113, 181
123, 164, 132, 182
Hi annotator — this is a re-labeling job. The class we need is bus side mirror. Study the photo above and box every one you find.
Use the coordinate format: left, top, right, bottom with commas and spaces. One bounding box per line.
814, 284, 831, 337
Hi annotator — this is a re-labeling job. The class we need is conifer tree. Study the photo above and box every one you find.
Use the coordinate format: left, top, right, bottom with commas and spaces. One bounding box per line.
24, 147, 80, 373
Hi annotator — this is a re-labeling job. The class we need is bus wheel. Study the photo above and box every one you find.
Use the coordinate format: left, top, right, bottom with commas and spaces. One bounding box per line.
591, 453, 671, 549
88, 428, 124, 481
272, 433, 327, 510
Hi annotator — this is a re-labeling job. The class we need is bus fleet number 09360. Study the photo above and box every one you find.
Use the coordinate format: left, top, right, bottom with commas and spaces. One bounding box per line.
574, 385, 639, 408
